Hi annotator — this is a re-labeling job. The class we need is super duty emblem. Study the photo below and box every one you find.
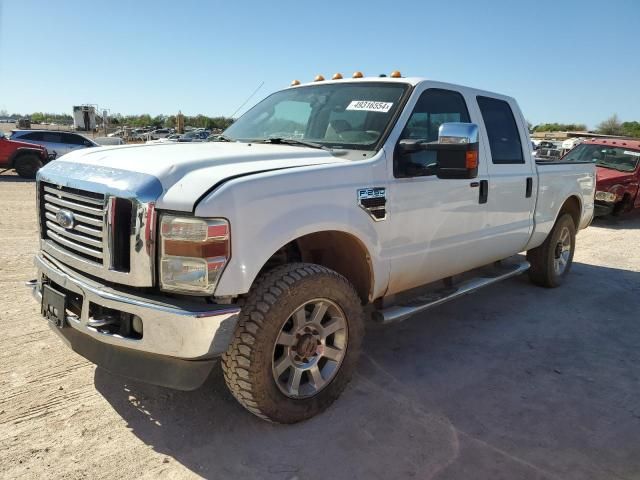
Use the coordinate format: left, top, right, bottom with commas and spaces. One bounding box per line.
357, 187, 387, 221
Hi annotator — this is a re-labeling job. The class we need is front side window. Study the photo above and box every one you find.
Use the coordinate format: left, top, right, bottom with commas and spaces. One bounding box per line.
224, 82, 409, 150
395, 88, 471, 177
563, 144, 640, 172
20, 132, 43, 141
477, 96, 524, 164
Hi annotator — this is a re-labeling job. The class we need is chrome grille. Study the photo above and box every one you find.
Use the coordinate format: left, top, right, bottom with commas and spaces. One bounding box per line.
37, 172, 157, 288
41, 183, 106, 264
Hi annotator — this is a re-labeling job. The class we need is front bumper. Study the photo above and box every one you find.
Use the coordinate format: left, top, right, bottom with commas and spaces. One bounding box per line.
594, 201, 614, 216
29, 253, 241, 389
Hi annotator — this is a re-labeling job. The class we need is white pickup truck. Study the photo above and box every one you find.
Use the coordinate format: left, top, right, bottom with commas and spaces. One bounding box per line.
30, 74, 595, 423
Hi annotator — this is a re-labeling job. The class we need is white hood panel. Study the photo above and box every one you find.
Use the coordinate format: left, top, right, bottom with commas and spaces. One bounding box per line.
51, 142, 343, 211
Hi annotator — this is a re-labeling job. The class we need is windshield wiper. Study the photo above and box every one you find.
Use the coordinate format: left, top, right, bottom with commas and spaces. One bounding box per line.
254, 137, 329, 151
210, 134, 234, 142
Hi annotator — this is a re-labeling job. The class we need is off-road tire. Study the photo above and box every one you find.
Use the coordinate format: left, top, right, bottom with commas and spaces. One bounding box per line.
527, 213, 576, 288
14, 154, 43, 179
221, 263, 364, 423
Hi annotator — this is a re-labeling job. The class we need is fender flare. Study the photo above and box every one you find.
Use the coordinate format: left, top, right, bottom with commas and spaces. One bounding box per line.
8, 147, 45, 167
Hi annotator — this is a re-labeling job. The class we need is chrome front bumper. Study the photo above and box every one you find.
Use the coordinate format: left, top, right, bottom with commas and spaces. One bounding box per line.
30, 253, 241, 360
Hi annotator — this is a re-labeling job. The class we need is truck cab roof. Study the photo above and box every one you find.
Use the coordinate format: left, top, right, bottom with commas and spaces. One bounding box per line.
288, 76, 517, 103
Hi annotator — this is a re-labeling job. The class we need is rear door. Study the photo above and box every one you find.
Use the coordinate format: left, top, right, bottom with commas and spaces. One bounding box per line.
475, 96, 536, 255
21, 131, 67, 156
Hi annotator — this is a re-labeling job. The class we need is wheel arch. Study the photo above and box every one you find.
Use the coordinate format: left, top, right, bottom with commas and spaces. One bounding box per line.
9, 147, 44, 167
556, 195, 582, 228
255, 230, 374, 304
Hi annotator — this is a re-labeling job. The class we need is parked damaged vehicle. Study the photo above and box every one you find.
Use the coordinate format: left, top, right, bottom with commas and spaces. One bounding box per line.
562, 138, 640, 216
0, 132, 52, 178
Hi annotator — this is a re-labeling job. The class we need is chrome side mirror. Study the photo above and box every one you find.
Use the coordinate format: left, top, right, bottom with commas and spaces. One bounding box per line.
438, 122, 479, 145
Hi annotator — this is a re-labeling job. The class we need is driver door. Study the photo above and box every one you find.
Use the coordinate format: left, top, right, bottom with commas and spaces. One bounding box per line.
384, 87, 494, 295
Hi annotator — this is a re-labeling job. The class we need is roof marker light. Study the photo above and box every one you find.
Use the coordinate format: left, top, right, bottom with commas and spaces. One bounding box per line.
332, 73, 343, 80
290, 79, 301, 86
314, 74, 325, 82
390, 70, 402, 78
352, 71, 364, 78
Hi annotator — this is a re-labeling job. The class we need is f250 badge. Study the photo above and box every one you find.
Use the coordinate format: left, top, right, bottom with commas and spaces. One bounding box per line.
357, 187, 387, 222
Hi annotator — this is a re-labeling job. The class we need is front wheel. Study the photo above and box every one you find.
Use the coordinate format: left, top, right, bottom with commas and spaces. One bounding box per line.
222, 263, 364, 423
527, 213, 576, 288
14, 154, 43, 179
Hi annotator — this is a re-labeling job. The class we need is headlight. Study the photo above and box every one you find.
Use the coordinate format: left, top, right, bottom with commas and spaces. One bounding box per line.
595, 191, 617, 203
159, 215, 230, 294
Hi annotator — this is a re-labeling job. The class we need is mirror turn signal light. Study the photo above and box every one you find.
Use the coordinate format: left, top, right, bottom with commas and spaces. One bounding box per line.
465, 150, 479, 169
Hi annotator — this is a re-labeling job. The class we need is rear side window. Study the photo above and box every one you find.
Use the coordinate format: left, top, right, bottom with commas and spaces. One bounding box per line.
477, 96, 524, 164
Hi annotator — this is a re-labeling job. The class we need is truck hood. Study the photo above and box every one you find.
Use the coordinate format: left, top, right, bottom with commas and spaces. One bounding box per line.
41, 142, 346, 211
596, 166, 634, 187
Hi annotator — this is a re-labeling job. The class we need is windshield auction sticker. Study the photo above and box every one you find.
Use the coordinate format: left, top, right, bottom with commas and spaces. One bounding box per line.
623, 150, 640, 157
346, 100, 393, 113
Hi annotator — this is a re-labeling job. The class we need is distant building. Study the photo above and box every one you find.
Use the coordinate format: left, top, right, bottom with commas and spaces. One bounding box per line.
73, 105, 96, 131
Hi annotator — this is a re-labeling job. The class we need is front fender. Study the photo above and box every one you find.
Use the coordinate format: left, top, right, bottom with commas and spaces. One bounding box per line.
9, 147, 46, 166
194, 162, 389, 299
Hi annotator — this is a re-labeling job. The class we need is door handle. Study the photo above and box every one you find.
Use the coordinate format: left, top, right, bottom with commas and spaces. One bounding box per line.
479, 180, 488, 204
526, 177, 533, 198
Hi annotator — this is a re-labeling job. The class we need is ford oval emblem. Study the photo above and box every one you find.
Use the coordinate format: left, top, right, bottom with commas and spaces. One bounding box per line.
56, 209, 75, 229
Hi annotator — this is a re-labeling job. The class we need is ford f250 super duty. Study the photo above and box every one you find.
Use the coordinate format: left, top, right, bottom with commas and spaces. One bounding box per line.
29, 73, 596, 423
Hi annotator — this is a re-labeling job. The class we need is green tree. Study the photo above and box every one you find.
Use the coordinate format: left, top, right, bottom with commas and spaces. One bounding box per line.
621, 121, 640, 138
533, 123, 587, 132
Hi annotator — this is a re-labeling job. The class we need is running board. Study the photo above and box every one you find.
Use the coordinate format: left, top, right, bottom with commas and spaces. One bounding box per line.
375, 260, 530, 324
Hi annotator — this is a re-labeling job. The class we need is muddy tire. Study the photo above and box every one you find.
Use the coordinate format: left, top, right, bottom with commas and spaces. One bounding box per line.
221, 263, 364, 423
527, 213, 576, 288
14, 154, 43, 179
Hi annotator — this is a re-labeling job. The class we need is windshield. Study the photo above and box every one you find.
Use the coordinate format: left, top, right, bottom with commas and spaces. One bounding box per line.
563, 143, 640, 172
223, 82, 409, 150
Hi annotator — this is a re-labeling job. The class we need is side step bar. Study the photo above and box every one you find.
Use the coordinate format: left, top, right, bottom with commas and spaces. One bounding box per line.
375, 260, 530, 324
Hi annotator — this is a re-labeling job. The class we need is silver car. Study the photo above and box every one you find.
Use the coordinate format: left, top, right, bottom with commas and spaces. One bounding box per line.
10, 130, 98, 157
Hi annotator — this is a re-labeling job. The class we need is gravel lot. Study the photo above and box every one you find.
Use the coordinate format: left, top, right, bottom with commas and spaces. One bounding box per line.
1, 172, 639, 480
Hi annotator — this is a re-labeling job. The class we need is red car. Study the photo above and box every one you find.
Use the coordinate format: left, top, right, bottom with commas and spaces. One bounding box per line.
562, 138, 640, 216
0, 133, 51, 178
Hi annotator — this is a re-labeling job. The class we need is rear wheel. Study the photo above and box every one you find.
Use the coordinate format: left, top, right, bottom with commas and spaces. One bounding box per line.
527, 213, 576, 288
222, 263, 364, 423
14, 154, 43, 179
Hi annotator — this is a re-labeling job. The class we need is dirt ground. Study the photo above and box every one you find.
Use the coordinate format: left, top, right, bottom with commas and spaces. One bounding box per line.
1, 172, 639, 480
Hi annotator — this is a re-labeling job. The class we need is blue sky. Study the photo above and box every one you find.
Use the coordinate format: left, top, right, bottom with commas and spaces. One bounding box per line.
1, 0, 638, 128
